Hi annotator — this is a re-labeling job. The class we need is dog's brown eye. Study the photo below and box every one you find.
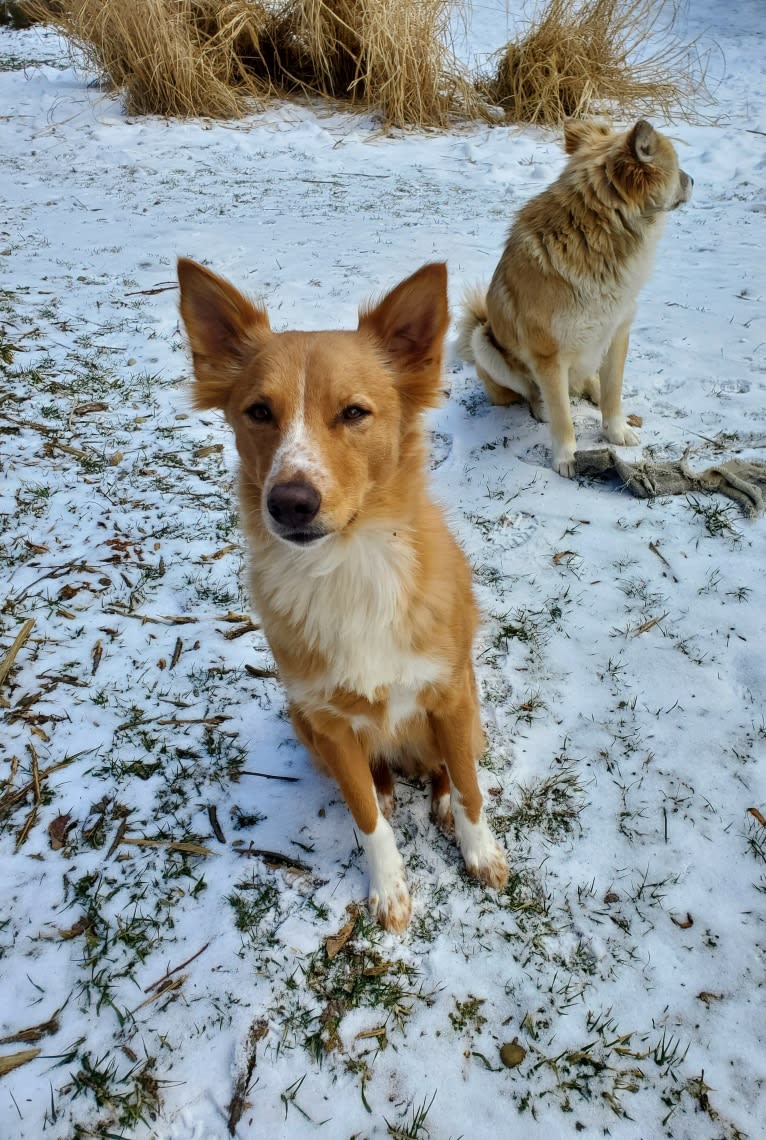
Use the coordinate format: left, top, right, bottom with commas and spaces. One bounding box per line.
341, 405, 370, 423
246, 403, 273, 423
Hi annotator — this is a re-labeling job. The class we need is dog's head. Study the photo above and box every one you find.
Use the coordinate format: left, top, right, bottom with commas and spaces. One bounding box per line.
564, 119, 692, 213
177, 260, 448, 547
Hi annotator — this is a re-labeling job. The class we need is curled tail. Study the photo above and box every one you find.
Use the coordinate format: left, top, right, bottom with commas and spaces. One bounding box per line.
455, 284, 489, 364
455, 284, 541, 413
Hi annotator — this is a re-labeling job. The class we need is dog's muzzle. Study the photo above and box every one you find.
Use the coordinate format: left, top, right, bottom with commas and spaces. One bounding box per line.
266, 480, 326, 545
673, 170, 693, 209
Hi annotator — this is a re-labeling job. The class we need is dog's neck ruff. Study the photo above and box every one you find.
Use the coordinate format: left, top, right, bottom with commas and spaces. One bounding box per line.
253, 522, 431, 700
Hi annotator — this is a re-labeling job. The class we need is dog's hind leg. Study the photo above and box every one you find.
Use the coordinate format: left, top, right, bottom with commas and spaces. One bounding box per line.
479, 365, 525, 408
371, 758, 395, 820
599, 321, 639, 446
471, 324, 544, 418
430, 765, 455, 837
570, 372, 601, 406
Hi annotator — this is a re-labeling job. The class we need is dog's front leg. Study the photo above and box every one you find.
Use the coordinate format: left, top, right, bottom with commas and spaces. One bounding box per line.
429, 692, 508, 891
306, 719, 411, 933
600, 321, 640, 447
532, 354, 577, 477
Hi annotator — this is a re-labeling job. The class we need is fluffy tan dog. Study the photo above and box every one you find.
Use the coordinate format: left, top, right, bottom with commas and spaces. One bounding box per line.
178, 259, 508, 933
457, 120, 692, 477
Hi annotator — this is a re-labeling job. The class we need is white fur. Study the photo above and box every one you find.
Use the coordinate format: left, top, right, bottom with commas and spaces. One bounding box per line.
263, 370, 329, 531
335, 682, 428, 752
470, 324, 538, 404
602, 419, 640, 447
340, 690, 427, 750
361, 814, 411, 929
550, 248, 660, 377
267, 414, 328, 486
452, 796, 508, 886
386, 683, 424, 731
254, 523, 446, 703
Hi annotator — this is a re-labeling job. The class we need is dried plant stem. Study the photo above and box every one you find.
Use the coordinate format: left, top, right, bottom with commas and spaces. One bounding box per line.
0, 617, 35, 690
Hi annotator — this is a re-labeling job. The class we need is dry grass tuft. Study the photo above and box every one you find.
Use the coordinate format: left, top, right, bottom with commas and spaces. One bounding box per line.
22, 0, 706, 126
479, 0, 704, 125
24, 0, 481, 126
24, 0, 274, 118
270, 0, 479, 128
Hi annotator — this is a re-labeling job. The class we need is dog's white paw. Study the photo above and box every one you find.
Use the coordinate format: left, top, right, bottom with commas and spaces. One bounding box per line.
604, 420, 640, 447
453, 804, 509, 890
553, 448, 577, 478
363, 817, 411, 934
464, 837, 509, 890
369, 873, 411, 934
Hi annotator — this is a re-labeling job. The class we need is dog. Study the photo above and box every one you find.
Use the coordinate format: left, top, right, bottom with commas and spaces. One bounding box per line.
457, 119, 693, 477
177, 258, 508, 933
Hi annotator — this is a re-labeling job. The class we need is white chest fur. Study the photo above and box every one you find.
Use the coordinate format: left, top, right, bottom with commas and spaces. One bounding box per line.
252, 524, 446, 708
554, 221, 665, 374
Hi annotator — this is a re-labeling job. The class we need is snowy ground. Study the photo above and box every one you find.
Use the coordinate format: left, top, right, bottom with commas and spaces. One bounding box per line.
1, 2, 765, 1138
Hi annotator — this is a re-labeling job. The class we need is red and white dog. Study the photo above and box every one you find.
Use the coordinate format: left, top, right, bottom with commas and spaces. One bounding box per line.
178, 259, 508, 932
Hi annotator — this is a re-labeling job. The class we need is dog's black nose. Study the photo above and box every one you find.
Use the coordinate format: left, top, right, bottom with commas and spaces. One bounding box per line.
267, 481, 321, 529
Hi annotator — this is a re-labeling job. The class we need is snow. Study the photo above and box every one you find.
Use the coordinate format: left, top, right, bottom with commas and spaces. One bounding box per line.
0, 2, 764, 1138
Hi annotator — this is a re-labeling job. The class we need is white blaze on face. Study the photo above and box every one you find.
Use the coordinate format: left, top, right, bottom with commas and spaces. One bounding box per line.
262, 366, 329, 514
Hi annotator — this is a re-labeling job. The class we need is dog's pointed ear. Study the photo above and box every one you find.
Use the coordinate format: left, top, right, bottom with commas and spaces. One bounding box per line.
177, 258, 270, 409
564, 120, 610, 155
564, 122, 584, 155
628, 120, 658, 164
358, 263, 449, 409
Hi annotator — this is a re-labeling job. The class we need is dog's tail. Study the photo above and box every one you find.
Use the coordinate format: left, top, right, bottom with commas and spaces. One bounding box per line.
457, 285, 540, 411
455, 284, 489, 364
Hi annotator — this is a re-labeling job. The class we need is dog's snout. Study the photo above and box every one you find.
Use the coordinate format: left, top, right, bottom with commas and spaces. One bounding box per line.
267, 481, 321, 529
671, 170, 693, 211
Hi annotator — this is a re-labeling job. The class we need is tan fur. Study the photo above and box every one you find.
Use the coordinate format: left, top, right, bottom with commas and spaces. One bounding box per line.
178, 258, 508, 932
457, 119, 693, 477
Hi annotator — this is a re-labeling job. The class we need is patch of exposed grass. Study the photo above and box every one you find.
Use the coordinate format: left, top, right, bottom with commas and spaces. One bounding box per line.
685, 495, 743, 543
385, 1090, 438, 1139
496, 767, 586, 844
487, 590, 572, 666
300, 908, 433, 1059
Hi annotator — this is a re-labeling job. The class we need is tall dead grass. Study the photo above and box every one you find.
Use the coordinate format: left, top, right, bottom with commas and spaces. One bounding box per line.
22, 0, 706, 127
24, 0, 478, 125
25, 0, 273, 117
480, 0, 704, 125
271, 0, 480, 128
